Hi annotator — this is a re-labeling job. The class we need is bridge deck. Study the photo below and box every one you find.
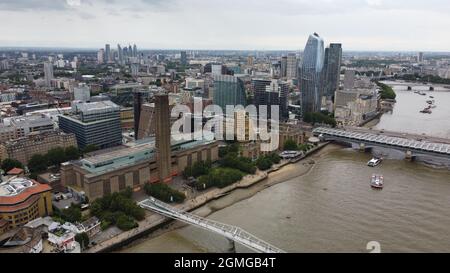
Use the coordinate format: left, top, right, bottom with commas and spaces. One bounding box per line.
313, 127, 450, 157
139, 198, 286, 253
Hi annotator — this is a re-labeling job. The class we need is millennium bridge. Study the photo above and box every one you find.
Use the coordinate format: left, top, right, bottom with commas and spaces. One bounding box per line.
139, 197, 286, 253
313, 127, 450, 160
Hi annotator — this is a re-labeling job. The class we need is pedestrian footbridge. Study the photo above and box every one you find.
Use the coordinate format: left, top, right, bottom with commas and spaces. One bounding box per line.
139, 197, 286, 253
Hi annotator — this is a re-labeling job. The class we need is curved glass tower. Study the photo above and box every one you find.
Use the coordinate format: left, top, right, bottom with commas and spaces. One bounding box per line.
299, 33, 325, 115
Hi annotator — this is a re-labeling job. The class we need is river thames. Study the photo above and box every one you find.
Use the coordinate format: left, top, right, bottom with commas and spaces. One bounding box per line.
120, 82, 450, 253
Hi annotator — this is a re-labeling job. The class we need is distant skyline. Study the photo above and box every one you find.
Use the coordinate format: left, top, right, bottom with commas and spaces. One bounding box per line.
1, 0, 450, 52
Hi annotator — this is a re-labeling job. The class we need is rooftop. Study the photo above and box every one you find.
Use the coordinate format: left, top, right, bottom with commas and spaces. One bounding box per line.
7, 168, 24, 176
0, 177, 51, 206
78, 134, 216, 175
75, 100, 120, 114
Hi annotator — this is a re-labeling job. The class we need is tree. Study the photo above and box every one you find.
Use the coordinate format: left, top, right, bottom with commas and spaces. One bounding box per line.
28, 154, 49, 173
75, 232, 90, 250
65, 146, 81, 161
116, 214, 138, 231
144, 183, 186, 203
1, 159, 24, 173
283, 139, 299, 151
183, 160, 212, 178
61, 205, 82, 223
256, 158, 273, 171
47, 147, 66, 167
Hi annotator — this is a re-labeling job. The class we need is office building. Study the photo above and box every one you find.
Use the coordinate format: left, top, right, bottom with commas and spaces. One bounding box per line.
73, 84, 91, 102
117, 44, 123, 64
335, 80, 379, 126
58, 101, 122, 149
286, 53, 298, 79
252, 79, 289, 120
300, 33, 325, 115
344, 70, 356, 90
323, 43, 342, 98
213, 75, 247, 112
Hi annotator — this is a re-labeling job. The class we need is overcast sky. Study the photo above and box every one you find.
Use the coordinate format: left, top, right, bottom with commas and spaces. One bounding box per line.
0, 0, 449, 51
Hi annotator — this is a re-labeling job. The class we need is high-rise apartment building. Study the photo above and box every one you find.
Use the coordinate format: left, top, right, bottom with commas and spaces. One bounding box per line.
97, 49, 104, 64
299, 33, 325, 115
44, 62, 54, 87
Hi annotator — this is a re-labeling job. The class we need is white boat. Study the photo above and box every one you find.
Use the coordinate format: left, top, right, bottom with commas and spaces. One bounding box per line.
367, 158, 382, 167
371, 175, 384, 189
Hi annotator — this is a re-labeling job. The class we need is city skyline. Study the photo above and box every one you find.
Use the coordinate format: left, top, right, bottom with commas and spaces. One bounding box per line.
1, 0, 450, 52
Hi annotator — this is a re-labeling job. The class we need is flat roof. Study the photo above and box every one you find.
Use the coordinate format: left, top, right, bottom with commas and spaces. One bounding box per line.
79, 135, 217, 175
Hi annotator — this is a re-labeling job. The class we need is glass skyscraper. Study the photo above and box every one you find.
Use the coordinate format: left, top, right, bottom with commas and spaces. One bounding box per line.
323, 43, 342, 98
299, 33, 325, 115
213, 75, 247, 114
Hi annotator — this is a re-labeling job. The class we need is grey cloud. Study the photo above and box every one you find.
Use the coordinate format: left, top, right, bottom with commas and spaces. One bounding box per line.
0, 0, 73, 11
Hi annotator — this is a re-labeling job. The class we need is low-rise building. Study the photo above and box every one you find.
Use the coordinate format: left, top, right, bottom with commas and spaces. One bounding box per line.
0, 177, 53, 235
0, 226, 43, 253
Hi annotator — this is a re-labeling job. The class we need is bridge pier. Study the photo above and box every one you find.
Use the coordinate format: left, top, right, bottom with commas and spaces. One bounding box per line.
227, 239, 236, 253
359, 143, 368, 152
405, 150, 414, 161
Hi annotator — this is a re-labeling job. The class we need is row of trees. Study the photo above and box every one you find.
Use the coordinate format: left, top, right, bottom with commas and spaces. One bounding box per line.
255, 153, 281, 171
221, 153, 257, 174
1, 159, 24, 173
303, 112, 337, 127
28, 146, 80, 174
90, 188, 145, 231
376, 81, 397, 100
53, 205, 83, 224
195, 168, 244, 190
1, 144, 97, 176
144, 183, 186, 203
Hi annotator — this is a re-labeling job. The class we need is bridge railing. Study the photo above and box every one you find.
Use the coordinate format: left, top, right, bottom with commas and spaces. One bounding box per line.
139, 198, 286, 253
